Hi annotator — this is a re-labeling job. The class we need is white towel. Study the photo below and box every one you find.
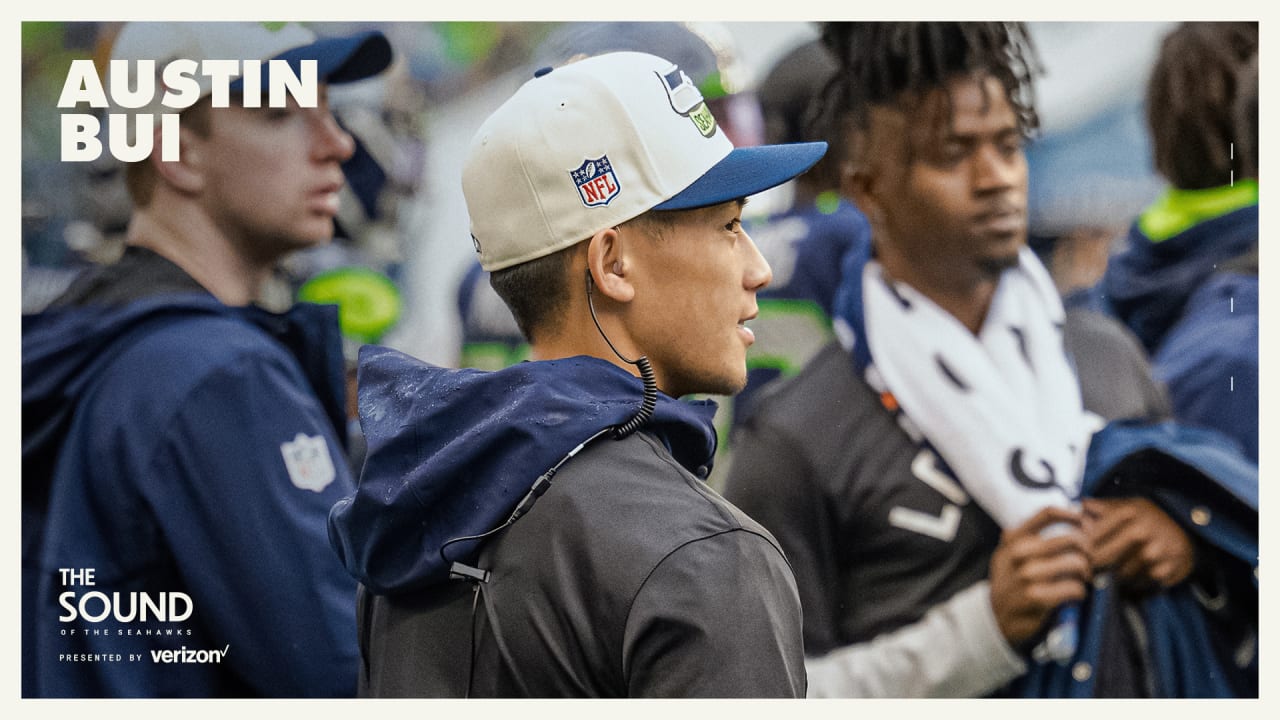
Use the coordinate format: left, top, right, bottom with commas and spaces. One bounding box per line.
858, 246, 1098, 528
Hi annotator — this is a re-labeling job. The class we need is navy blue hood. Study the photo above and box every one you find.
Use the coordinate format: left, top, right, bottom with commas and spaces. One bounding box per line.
328, 346, 719, 595
1101, 205, 1256, 354
23, 294, 348, 504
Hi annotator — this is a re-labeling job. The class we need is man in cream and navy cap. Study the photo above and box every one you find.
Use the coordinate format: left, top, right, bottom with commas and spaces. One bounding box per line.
23, 22, 391, 697
455, 21, 765, 373
328, 51, 825, 696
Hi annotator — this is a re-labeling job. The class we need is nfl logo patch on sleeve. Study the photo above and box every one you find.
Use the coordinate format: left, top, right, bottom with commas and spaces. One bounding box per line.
280, 433, 337, 493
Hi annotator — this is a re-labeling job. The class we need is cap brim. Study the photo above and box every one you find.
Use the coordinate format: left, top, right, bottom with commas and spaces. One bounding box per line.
231, 30, 393, 91
653, 141, 828, 211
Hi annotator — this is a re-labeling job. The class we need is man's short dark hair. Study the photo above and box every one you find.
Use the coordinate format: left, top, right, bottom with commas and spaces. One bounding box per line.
1146, 22, 1257, 190
489, 243, 577, 345
489, 210, 677, 343
817, 22, 1040, 165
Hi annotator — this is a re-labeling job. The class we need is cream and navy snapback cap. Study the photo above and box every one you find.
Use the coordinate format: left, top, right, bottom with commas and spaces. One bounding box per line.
463, 51, 827, 272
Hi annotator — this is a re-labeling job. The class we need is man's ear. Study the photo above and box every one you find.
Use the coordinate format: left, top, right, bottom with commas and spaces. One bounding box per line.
839, 154, 880, 226
150, 123, 205, 194
841, 127, 886, 228
586, 226, 635, 304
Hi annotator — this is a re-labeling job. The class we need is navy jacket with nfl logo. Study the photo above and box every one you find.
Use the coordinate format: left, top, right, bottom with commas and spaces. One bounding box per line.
22, 249, 359, 697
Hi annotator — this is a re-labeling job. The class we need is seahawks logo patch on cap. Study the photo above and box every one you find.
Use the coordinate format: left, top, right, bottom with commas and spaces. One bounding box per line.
657, 65, 717, 138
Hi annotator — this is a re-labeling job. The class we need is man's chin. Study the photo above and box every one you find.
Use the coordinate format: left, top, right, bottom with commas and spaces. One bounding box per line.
286, 228, 336, 251
977, 244, 1023, 279
701, 369, 748, 399
666, 368, 747, 400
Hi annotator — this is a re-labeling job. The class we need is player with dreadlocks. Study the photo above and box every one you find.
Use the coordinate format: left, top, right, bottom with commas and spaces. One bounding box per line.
724, 22, 1258, 697
819, 22, 1040, 152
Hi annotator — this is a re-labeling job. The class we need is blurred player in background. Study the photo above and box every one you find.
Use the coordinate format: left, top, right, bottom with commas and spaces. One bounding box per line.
22, 22, 392, 697
729, 37, 872, 429
1094, 22, 1258, 462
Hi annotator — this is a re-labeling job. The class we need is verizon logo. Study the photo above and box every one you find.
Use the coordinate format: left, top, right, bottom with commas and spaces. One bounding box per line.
150, 645, 229, 664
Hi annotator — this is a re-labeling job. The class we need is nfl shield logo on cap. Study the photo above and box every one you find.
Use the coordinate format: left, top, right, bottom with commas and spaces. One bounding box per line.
570, 155, 621, 207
